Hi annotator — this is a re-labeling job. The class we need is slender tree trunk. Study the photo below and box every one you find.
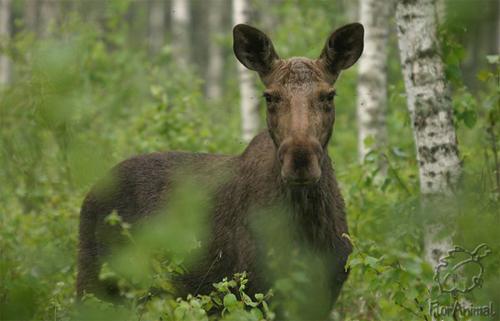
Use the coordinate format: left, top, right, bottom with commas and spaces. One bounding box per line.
0, 0, 12, 86
357, 0, 392, 163
39, 0, 59, 37
206, 0, 224, 101
435, 0, 446, 25
149, 0, 166, 55
342, 0, 359, 22
497, 0, 500, 54
24, 0, 38, 32
396, 0, 461, 265
233, 0, 259, 142
259, 0, 278, 31
171, 0, 190, 68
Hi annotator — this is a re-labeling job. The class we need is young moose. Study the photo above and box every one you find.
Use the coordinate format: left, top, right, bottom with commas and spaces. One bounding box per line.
77, 23, 364, 313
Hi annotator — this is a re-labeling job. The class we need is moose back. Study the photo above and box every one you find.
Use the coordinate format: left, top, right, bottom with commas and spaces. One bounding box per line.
77, 23, 364, 314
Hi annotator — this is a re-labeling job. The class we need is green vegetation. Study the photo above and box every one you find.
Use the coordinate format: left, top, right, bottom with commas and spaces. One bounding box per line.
0, 1, 498, 320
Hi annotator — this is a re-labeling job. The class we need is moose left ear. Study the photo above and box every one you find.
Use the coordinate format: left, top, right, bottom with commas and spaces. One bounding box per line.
319, 23, 364, 74
233, 24, 279, 76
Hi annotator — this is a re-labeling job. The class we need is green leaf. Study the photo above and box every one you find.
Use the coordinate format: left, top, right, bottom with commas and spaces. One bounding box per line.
242, 293, 258, 307
223, 293, 238, 310
393, 290, 405, 305
477, 70, 491, 82
364, 256, 380, 268
250, 308, 264, 319
462, 110, 477, 128
254, 293, 264, 301
348, 257, 363, 268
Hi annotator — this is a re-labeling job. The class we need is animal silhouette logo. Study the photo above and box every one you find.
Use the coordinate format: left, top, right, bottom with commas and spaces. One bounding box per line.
434, 243, 492, 295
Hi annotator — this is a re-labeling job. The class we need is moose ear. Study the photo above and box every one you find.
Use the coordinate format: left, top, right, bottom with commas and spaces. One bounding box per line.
233, 24, 279, 75
319, 23, 364, 74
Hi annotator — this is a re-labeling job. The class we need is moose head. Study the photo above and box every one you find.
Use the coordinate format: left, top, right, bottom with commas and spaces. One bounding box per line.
233, 23, 364, 185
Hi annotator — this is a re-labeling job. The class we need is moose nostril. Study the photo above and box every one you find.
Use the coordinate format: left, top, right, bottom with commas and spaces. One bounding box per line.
292, 149, 310, 170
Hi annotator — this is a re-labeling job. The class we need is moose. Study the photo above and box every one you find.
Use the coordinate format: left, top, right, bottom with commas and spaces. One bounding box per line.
77, 23, 364, 316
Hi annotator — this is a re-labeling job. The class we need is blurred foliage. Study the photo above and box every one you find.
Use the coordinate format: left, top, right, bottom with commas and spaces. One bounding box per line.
0, 0, 499, 321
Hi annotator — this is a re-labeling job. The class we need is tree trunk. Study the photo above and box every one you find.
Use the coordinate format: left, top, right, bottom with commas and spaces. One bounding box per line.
342, 0, 359, 22
149, 0, 166, 55
171, 0, 190, 68
205, 0, 224, 101
259, 0, 278, 31
233, 0, 259, 142
435, 0, 446, 25
356, 0, 392, 163
24, 0, 38, 32
497, 0, 500, 54
396, 0, 462, 265
0, 0, 11, 86
39, 0, 59, 37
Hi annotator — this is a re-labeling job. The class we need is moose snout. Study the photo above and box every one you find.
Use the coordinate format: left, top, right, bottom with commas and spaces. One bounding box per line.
278, 138, 323, 185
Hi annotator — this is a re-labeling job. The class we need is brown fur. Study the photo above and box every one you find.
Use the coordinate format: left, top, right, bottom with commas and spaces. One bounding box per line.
77, 23, 364, 313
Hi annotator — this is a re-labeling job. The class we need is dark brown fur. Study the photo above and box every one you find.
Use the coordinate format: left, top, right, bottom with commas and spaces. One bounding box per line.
77, 23, 364, 313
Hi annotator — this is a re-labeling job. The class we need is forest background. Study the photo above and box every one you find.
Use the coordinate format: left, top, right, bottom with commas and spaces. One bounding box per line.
0, 0, 499, 320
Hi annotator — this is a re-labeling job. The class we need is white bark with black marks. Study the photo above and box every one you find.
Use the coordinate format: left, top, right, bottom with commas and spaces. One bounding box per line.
206, 0, 224, 101
396, 0, 461, 265
149, 0, 166, 54
497, 0, 500, 54
435, 0, 446, 25
357, 0, 392, 162
233, 0, 259, 142
39, 0, 59, 37
0, 0, 11, 86
24, 0, 38, 32
171, 0, 190, 68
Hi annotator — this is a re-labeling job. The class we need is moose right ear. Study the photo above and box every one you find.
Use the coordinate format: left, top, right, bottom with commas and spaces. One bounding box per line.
319, 23, 364, 75
233, 24, 279, 76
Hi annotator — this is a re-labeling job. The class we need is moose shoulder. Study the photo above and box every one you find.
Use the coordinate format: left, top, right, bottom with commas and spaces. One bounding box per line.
77, 23, 364, 314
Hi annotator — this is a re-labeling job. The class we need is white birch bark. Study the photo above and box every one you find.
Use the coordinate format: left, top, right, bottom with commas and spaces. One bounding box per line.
39, 0, 58, 37
357, 0, 391, 162
233, 0, 259, 142
0, 0, 11, 86
24, 0, 38, 32
342, 0, 359, 22
206, 0, 224, 101
497, 0, 500, 54
149, 0, 166, 54
260, 0, 278, 31
396, 0, 461, 266
171, 0, 190, 68
435, 0, 446, 25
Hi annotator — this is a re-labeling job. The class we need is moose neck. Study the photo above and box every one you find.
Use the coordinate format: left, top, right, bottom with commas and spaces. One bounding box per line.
241, 132, 337, 244
282, 159, 337, 249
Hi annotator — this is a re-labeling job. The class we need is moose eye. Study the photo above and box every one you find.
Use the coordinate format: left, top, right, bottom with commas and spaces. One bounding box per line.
320, 90, 337, 102
263, 92, 280, 104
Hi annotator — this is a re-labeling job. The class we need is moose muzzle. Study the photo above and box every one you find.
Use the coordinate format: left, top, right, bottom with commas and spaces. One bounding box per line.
278, 137, 323, 185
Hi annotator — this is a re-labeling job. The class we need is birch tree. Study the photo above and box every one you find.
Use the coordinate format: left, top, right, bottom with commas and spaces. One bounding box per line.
24, 0, 38, 32
0, 0, 11, 86
233, 0, 259, 142
171, 0, 190, 68
206, 0, 224, 101
149, 0, 166, 55
435, 0, 446, 25
498, 1, 500, 54
396, 0, 461, 265
342, 0, 359, 22
356, 0, 392, 162
39, 0, 58, 37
